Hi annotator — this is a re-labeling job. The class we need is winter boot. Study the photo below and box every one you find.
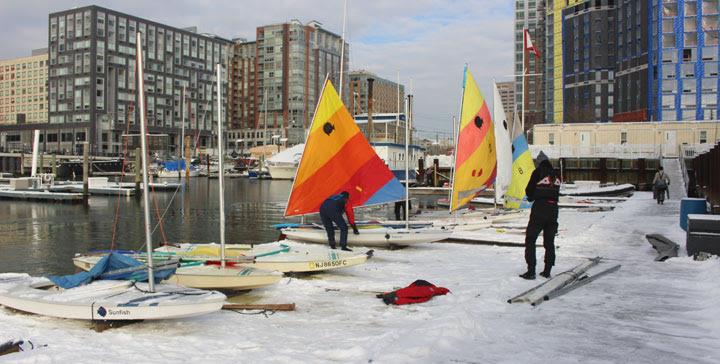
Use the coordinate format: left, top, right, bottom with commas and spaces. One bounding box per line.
539, 268, 551, 278
341, 246, 353, 252
519, 270, 536, 280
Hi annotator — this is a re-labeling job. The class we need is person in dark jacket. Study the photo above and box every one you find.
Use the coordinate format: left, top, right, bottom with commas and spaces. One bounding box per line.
319, 191, 359, 251
520, 151, 561, 280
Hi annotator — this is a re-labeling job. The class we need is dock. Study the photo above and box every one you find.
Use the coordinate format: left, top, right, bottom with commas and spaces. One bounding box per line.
48, 184, 135, 197
0, 188, 83, 203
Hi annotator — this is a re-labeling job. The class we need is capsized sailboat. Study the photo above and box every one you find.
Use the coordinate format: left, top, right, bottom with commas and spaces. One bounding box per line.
280, 79, 451, 247
0, 32, 226, 320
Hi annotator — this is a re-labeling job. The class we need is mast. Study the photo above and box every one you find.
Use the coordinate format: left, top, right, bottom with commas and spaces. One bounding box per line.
448, 66, 467, 212
263, 88, 268, 148
395, 71, 400, 143
338, 0, 348, 101
521, 28, 526, 133
179, 85, 185, 179
137, 31, 155, 292
216, 64, 226, 267
404, 94, 410, 229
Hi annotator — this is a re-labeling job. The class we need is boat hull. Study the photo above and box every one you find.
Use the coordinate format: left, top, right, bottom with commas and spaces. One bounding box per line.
0, 274, 225, 320
157, 169, 200, 178
158, 242, 371, 273
267, 165, 297, 180
165, 265, 283, 290
282, 227, 452, 247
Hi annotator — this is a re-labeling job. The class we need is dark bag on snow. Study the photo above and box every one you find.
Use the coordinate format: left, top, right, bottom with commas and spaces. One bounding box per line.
376, 280, 450, 305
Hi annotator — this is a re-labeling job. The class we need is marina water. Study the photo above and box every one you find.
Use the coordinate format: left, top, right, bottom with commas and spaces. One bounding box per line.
0, 178, 294, 276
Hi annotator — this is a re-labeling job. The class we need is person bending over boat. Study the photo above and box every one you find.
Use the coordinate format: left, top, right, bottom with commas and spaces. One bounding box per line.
520, 152, 560, 280
319, 191, 359, 251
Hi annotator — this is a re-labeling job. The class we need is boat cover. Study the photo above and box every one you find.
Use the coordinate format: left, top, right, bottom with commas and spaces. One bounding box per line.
49, 252, 176, 289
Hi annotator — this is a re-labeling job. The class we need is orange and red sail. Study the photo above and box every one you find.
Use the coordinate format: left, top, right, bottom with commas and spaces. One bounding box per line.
449, 68, 497, 211
284, 79, 404, 217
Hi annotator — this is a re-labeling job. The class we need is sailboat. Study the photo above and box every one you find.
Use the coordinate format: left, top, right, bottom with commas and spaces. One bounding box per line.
280, 79, 452, 247
74, 64, 283, 290
467, 82, 529, 207
449, 67, 498, 212
503, 106, 534, 208
0, 32, 226, 320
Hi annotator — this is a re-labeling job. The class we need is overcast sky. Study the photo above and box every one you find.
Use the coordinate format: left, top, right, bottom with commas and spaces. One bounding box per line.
0, 0, 514, 136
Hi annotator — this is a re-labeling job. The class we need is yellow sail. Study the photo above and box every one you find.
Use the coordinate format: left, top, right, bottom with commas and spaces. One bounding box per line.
450, 68, 497, 211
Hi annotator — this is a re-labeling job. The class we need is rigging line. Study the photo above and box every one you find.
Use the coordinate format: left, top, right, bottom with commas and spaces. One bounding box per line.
139, 92, 170, 246
111, 61, 138, 250
149, 183, 182, 237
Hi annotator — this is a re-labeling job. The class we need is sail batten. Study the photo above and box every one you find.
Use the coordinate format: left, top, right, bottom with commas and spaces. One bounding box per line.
285, 80, 404, 217
450, 69, 497, 212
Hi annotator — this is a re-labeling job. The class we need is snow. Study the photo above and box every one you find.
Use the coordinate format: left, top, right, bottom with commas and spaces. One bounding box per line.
2, 193, 720, 363
267, 144, 305, 164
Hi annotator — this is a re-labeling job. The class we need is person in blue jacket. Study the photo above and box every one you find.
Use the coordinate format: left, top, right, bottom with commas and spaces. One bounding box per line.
319, 191, 359, 251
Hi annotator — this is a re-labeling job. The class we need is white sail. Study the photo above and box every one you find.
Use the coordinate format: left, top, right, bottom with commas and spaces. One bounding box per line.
492, 82, 513, 202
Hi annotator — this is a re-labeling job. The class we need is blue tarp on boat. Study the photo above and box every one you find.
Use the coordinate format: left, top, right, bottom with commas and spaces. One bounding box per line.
162, 160, 187, 171
48, 252, 176, 289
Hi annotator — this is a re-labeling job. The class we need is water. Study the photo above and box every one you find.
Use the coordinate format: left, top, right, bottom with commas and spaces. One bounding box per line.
0, 178, 296, 276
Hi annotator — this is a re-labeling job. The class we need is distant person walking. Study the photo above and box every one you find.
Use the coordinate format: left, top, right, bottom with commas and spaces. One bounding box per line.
319, 191, 359, 251
520, 152, 561, 280
653, 166, 670, 203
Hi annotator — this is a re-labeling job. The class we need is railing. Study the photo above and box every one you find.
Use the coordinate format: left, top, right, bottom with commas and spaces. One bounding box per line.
678, 144, 713, 194
691, 143, 720, 210
530, 144, 662, 159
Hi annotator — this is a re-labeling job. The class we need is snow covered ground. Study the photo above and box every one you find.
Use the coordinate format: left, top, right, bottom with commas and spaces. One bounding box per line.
2, 192, 719, 363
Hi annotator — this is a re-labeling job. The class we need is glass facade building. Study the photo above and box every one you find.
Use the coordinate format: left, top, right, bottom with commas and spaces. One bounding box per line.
47, 5, 230, 155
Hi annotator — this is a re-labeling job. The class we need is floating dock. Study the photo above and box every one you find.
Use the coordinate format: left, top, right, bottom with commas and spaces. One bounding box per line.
0, 188, 83, 203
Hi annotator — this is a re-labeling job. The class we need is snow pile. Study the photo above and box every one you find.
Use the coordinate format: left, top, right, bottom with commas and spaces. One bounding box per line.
1, 193, 720, 363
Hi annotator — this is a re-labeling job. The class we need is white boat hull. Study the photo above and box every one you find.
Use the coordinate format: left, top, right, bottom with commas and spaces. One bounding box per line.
166, 265, 283, 290
267, 165, 297, 180
157, 169, 200, 178
281, 227, 452, 247
0, 274, 225, 320
156, 242, 371, 273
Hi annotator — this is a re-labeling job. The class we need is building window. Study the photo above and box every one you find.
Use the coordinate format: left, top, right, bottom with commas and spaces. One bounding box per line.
620, 131, 627, 144
549, 133, 555, 145
700, 131, 707, 144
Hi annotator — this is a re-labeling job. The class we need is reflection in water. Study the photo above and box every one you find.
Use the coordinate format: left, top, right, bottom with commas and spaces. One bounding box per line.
0, 178, 297, 276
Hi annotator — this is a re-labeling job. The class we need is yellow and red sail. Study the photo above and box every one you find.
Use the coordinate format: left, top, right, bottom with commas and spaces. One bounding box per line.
284, 79, 404, 217
450, 68, 497, 211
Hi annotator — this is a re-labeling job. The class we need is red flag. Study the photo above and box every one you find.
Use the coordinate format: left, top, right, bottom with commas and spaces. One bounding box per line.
524, 29, 540, 59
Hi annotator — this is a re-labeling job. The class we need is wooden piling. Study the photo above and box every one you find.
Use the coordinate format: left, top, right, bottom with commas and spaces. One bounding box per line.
51, 154, 57, 176
39, 153, 44, 175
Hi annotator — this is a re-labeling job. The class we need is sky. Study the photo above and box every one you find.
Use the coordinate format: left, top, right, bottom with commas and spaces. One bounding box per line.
0, 0, 514, 137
